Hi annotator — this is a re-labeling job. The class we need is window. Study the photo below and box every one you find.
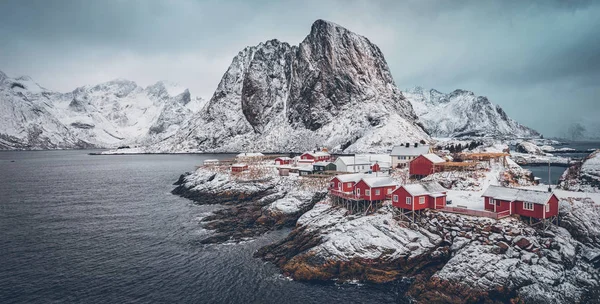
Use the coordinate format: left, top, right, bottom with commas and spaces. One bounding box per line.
490, 199, 495, 205
523, 202, 534, 211
365, 189, 370, 196
338, 182, 341, 189
393, 195, 398, 202
419, 197, 425, 204
356, 188, 361, 195
545, 204, 550, 212
375, 189, 380, 195
329, 182, 335, 189
387, 188, 392, 194
346, 183, 352, 188
406, 197, 412, 205
397, 156, 401, 160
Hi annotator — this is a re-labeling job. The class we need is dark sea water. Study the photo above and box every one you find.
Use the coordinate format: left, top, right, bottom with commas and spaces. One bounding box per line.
0, 150, 403, 304
523, 141, 600, 185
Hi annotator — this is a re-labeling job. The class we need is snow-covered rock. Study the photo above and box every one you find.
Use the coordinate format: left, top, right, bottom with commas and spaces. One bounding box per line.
403, 87, 540, 138
151, 19, 429, 153
515, 141, 546, 155
0, 71, 205, 150
560, 150, 600, 192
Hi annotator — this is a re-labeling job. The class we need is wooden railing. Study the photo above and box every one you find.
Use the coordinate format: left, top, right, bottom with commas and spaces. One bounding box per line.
440, 206, 511, 219
329, 189, 361, 200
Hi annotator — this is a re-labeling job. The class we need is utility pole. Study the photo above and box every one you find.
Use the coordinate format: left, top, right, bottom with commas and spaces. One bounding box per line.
548, 160, 552, 192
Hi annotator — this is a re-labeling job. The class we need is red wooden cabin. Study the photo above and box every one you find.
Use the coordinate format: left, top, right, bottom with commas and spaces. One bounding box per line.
354, 177, 398, 201
231, 164, 249, 173
482, 185, 559, 220
391, 182, 447, 211
329, 173, 368, 194
409, 153, 445, 178
274, 157, 292, 165
371, 163, 381, 172
301, 151, 331, 162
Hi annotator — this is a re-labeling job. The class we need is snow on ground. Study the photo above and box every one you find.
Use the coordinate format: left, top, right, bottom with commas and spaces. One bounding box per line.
297, 203, 439, 261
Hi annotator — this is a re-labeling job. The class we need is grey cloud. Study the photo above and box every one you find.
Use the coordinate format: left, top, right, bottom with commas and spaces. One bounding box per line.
0, 0, 598, 137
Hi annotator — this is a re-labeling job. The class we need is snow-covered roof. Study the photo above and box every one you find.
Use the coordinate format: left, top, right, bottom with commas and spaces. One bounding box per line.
422, 153, 445, 164
298, 166, 314, 171
236, 152, 265, 157
313, 162, 333, 166
275, 156, 292, 160
360, 176, 398, 188
204, 159, 219, 162
335, 154, 391, 166
390, 144, 430, 156
302, 151, 330, 157
333, 173, 369, 183
231, 163, 247, 167
402, 182, 446, 196
482, 185, 553, 205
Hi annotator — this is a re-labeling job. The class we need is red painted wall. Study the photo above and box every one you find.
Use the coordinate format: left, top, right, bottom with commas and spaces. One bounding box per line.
409, 155, 435, 177
232, 166, 248, 172
354, 180, 394, 201
430, 196, 447, 209
513, 194, 559, 219
371, 163, 380, 172
545, 194, 559, 218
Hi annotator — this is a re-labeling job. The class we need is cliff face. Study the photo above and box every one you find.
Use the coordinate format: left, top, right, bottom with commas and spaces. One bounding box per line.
153, 20, 429, 153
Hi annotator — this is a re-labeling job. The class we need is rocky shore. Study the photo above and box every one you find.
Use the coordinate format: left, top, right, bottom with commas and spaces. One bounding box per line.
255, 201, 600, 303
172, 167, 326, 243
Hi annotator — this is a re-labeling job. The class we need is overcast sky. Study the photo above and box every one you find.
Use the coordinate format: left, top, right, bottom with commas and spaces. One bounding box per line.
0, 0, 598, 137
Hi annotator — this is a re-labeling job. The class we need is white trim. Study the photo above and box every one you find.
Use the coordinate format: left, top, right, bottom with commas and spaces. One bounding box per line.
523, 202, 534, 211
419, 196, 425, 204
393, 195, 398, 202
406, 197, 412, 205
356, 188, 361, 196
375, 189, 381, 195
365, 189, 371, 196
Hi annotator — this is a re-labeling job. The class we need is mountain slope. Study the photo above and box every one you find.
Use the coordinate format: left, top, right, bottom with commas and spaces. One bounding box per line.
0, 70, 205, 150
153, 20, 429, 153
403, 87, 540, 138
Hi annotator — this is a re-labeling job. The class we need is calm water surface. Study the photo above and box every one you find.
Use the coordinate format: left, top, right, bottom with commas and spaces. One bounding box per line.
0, 150, 402, 304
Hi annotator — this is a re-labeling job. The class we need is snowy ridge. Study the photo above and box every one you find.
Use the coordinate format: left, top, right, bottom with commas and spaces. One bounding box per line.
151, 19, 429, 153
0, 71, 205, 149
403, 87, 540, 138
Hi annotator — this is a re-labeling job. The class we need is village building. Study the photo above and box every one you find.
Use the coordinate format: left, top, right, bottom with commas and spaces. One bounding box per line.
313, 162, 336, 173
298, 166, 314, 176
300, 151, 331, 163
328, 173, 396, 214
391, 181, 447, 211
231, 163, 248, 173
390, 143, 431, 168
482, 185, 559, 223
409, 153, 446, 179
274, 157, 292, 165
203, 159, 219, 166
334, 154, 391, 173
354, 177, 398, 201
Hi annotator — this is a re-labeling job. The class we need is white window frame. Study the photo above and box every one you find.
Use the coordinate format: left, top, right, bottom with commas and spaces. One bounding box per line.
523, 202, 534, 211
393, 195, 398, 202
330, 182, 335, 188
375, 189, 380, 195
356, 188, 361, 196
365, 189, 371, 196
346, 182, 352, 188
490, 198, 495, 205
406, 197, 412, 205
545, 204, 550, 212
387, 188, 392, 194
419, 196, 425, 204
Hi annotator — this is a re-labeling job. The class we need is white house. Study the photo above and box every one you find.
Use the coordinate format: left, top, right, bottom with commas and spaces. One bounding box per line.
390, 143, 431, 168
334, 154, 391, 173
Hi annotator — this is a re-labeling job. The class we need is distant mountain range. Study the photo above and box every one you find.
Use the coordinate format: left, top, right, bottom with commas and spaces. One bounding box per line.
0, 20, 540, 151
0, 70, 205, 150
403, 87, 540, 138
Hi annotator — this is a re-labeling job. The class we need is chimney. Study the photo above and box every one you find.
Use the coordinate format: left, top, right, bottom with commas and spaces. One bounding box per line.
405, 143, 409, 148
414, 143, 418, 147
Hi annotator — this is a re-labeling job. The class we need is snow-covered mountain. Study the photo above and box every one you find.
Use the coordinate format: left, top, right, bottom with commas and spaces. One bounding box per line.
0, 70, 205, 150
403, 87, 540, 138
152, 19, 429, 153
